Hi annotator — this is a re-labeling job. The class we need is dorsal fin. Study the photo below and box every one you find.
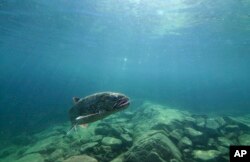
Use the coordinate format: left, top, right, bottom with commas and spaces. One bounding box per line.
73, 97, 80, 104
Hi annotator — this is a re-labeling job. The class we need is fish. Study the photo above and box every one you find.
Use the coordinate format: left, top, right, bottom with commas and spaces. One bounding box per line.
67, 92, 130, 134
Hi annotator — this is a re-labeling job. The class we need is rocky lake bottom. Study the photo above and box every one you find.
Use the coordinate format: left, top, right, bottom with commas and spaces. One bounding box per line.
0, 101, 250, 162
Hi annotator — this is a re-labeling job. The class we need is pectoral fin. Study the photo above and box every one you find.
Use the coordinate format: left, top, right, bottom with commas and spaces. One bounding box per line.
73, 97, 80, 104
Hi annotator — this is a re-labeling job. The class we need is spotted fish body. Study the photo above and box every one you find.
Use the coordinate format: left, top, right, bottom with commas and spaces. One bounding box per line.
68, 92, 130, 127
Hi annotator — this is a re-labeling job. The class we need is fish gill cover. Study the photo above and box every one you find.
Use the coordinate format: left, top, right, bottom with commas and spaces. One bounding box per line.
0, 0, 250, 162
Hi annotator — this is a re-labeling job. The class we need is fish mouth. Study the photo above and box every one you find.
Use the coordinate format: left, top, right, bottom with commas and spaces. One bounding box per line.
116, 97, 130, 108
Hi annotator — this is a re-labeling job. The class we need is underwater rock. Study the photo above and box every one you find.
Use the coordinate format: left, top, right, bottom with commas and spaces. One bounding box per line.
193, 150, 221, 161
208, 138, 216, 147
95, 145, 120, 161
227, 115, 250, 128
47, 149, 64, 161
120, 133, 133, 146
205, 118, 220, 130
238, 134, 250, 145
90, 135, 103, 142
217, 137, 234, 147
110, 153, 125, 162
184, 116, 196, 123
223, 132, 238, 140
214, 117, 226, 127
169, 129, 183, 142
63, 155, 98, 162
184, 127, 203, 137
124, 130, 182, 162
80, 142, 99, 153
100, 145, 112, 154
224, 125, 240, 132
178, 137, 192, 148
195, 116, 206, 128
64, 149, 80, 160
101, 137, 122, 148
216, 145, 229, 155
131, 101, 189, 138
110, 125, 124, 137
16, 153, 44, 162
146, 151, 166, 162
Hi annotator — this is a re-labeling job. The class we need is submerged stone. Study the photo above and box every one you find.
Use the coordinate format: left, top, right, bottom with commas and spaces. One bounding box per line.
101, 137, 122, 148
217, 137, 234, 147
205, 118, 220, 130
216, 145, 229, 154
63, 155, 98, 162
215, 117, 226, 127
124, 131, 182, 162
131, 101, 189, 138
185, 127, 203, 137
238, 134, 250, 145
120, 134, 133, 145
80, 142, 98, 153
208, 138, 216, 147
196, 117, 206, 127
193, 150, 220, 161
184, 116, 196, 122
178, 137, 192, 147
147, 151, 166, 162
90, 135, 103, 142
169, 129, 183, 141
228, 115, 250, 128
48, 149, 64, 161
111, 155, 124, 162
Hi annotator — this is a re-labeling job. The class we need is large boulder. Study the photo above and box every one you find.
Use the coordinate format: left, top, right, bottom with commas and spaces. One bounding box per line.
123, 130, 182, 162
131, 101, 189, 138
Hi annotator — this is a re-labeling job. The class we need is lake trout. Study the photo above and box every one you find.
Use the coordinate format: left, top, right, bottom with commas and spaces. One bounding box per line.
67, 92, 130, 134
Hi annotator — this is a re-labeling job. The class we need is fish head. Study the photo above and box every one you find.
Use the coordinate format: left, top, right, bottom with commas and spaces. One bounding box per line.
100, 92, 130, 112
